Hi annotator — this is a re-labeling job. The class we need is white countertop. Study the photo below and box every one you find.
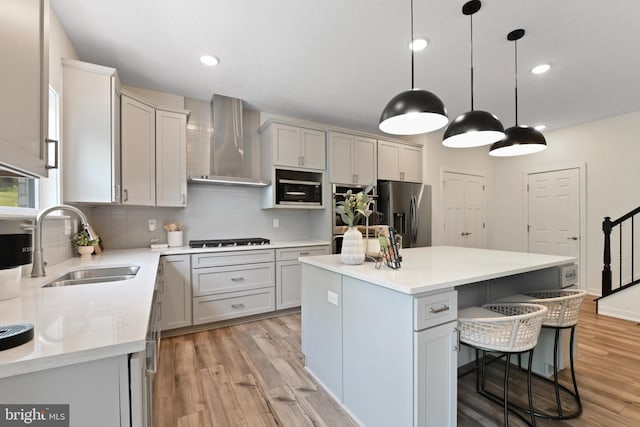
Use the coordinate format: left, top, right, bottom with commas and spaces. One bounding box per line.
0, 240, 330, 379
0, 249, 160, 379
156, 239, 331, 255
299, 246, 575, 295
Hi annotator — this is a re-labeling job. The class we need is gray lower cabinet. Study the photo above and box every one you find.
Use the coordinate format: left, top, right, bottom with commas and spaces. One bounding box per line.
191, 250, 276, 324
415, 321, 458, 427
158, 255, 192, 331
276, 245, 330, 309
0, 355, 130, 427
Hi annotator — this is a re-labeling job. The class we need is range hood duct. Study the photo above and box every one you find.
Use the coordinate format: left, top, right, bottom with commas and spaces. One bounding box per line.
188, 94, 269, 187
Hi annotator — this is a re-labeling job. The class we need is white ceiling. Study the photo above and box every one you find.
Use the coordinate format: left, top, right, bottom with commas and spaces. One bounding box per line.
50, 0, 640, 135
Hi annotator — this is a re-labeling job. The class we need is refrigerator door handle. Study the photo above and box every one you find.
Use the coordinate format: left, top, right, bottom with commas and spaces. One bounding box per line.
410, 196, 418, 244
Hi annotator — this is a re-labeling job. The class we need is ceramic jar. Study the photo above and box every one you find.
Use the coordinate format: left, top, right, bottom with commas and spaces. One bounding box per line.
341, 227, 365, 265
77, 245, 94, 259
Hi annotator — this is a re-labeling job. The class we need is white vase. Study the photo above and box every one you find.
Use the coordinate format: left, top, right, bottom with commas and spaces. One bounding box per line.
341, 227, 365, 265
77, 245, 94, 259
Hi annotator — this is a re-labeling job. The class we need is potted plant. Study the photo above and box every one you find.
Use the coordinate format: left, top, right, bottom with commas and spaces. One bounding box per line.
335, 185, 373, 264
71, 229, 99, 259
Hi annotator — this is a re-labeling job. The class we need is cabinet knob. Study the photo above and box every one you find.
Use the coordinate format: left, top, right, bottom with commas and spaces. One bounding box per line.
230, 277, 245, 282
231, 303, 245, 309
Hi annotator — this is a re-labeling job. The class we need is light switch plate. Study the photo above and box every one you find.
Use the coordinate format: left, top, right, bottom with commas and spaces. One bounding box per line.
327, 290, 338, 306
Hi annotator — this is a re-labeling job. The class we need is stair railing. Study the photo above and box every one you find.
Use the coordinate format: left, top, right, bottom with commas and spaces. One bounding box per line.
602, 206, 640, 297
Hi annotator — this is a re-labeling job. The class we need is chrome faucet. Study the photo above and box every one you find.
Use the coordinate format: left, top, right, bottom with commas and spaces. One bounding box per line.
31, 204, 97, 277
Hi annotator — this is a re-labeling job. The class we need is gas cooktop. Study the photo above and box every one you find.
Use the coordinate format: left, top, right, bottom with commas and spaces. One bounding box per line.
188, 238, 271, 248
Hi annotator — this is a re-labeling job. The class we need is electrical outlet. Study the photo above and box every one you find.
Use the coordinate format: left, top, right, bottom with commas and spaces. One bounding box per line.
148, 219, 156, 232
64, 220, 71, 236
273, 218, 279, 228
327, 291, 338, 306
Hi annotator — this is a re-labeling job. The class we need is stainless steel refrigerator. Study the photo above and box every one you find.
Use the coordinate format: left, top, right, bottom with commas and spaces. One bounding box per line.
377, 181, 432, 248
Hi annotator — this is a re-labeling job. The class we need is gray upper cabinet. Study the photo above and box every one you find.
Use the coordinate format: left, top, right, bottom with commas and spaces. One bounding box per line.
62, 58, 121, 204
0, 0, 50, 177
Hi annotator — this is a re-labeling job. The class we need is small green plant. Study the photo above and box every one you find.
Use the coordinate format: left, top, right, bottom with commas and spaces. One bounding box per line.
335, 184, 374, 227
71, 229, 99, 247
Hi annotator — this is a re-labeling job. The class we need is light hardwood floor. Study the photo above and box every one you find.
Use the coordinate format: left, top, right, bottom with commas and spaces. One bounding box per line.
154, 297, 640, 426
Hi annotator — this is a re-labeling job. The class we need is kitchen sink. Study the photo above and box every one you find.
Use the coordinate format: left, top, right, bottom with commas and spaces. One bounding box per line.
43, 266, 140, 287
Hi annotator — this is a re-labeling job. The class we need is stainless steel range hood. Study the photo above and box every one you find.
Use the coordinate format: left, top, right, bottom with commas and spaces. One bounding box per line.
187, 94, 269, 187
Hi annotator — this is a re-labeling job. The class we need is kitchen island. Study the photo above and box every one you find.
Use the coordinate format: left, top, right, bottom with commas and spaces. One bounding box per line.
299, 246, 575, 427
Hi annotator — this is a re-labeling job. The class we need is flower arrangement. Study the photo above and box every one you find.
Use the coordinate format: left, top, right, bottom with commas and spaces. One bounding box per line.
71, 229, 99, 247
336, 184, 374, 227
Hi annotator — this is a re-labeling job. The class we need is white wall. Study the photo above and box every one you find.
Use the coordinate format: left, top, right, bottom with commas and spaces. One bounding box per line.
488, 111, 640, 295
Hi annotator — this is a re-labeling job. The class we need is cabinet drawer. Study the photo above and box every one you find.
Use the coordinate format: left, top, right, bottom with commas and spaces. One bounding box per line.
193, 288, 275, 324
192, 249, 275, 268
193, 262, 274, 296
276, 245, 330, 261
414, 290, 457, 331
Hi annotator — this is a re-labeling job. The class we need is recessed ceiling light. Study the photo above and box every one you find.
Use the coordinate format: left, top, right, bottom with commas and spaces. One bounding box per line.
200, 55, 219, 66
531, 63, 551, 74
534, 124, 546, 131
409, 38, 428, 51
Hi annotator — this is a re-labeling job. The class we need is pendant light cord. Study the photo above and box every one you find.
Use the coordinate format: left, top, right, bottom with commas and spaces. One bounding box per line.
470, 12, 474, 110
410, 0, 415, 89
514, 38, 519, 126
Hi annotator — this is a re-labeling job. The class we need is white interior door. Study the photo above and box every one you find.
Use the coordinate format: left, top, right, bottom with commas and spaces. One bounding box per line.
443, 172, 486, 248
528, 168, 580, 265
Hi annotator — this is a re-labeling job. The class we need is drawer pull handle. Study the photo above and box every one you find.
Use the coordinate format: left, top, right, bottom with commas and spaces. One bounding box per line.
299, 251, 310, 255
231, 303, 245, 309
230, 277, 245, 282
429, 304, 450, 314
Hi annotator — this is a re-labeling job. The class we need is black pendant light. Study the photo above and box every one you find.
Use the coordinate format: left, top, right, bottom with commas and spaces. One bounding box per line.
379, 0, 448, 135
442, 0, 504, 148
490, 29, 547, 157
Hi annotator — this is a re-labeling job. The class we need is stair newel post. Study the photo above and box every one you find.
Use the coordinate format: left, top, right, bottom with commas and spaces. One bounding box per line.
602, 216, 612, 296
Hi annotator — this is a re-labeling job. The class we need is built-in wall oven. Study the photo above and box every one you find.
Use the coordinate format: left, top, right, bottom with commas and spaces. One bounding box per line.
332, 184, 380, 254
130, 273, 161, 427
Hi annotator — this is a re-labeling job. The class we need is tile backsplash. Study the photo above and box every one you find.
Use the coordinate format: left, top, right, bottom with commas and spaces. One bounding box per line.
86, 185, 318, 249
0, 217, 74, 275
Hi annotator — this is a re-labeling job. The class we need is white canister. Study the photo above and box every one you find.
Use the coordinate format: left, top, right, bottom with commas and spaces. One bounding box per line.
167, 230, 183, 247
0, 266, 22, 300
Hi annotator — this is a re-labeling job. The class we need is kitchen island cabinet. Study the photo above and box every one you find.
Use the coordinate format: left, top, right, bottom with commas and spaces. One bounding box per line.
300, 246, 575, 427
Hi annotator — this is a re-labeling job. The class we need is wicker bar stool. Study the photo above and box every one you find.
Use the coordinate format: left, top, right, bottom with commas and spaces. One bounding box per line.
458, 303, 548, 427
499, 289, 587, 419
